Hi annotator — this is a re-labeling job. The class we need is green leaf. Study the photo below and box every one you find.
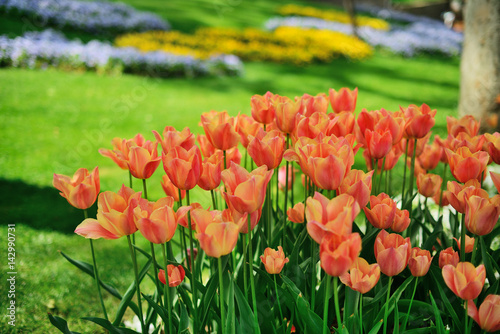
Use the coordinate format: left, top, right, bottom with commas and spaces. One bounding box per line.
199, 273, 220, 330
480, 236, 498, 285
178, 299, 190, 334
177, 285, 194, 315
142, 293, 171, 327
60, 251, 122, 300
429, 266, 462, 334
429, 291, 445, 334
367, 320, 383, 334
234, 283, 261, 334
225, 277, 236, 334
83, 317, 140, 334
48, 314, 81, 334
281, 275, 323, 333
113, 258, 151, 326
373, 276, 413, 328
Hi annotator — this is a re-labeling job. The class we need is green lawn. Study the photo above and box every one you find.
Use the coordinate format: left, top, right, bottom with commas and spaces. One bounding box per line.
0, 0, 461, 332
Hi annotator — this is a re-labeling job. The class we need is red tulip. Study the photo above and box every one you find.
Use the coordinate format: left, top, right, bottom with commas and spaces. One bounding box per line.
162, 145, 202, 191
198, 152, 223, 191
442, 262, 485, 300
391, 208, 411, 233
468, 294, 500, 332
260, 246, 289, 274
53, 167, 100, 210
159, 265, 185, 287
364, 128, 393, 160
408, 247, 432, 277
374, 230, 411, 276
287, 202, 305, 224
439, 247, 459, 268
465, 195, 500, 236
301, 93, 329, 117
447, 115, 480, 138
320, 232, 362, 277
339, 257, 380, 294
329, 87, 357, 114
447, 180, 488, 214
403, 103, 436, 139
417, 141, 443, 171
445, 147, 489, 183
484, 132, 500, 165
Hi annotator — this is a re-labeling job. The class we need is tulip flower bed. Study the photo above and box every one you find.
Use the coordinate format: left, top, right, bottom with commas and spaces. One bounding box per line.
48, 87, 500, 334
0, 30, 244, 77
0, 0, 170, 35
114, 26, 373, 65
276, 4, 390, 30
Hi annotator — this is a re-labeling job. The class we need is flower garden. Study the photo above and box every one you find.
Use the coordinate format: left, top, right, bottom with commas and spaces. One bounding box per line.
2, 0, 498, 333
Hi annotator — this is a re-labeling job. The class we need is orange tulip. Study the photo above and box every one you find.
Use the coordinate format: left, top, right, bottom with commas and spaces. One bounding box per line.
125, 136, 161, 180
200, 111, 240, 151
260, 246, 289, 274
446, 115, 480, 137
301, 93, 329, 117
152, 126, 195, 153
162, 145, 202, 191
465, 195, 500, 236
133, 197, 177, 244
339, 257, 380, 294
403, 103, 436, 139
75, 185, 141, 239
363, 145, 404, 173
247, 129, 286, 170
53, 167, 100, 210
161, 175, 185, 202
337, 169, 373, 208
467, 294, 500, 332
484, 132, 500, 165
99, 134, 143, 170
221, 162, 273, 214
490, 171, 500, 193
294, 112, 337, 141
251, 91, 276, 125
453, 236, 475, 254
274, 95, 304, 134
391, 208, 411, 233
363, 193, 397, 230
197, 134, 216, 158
177, 203, 202, 230
364, 128, 393, 160
329, 87, 357, 114
447, 180, 488, 214
236, 114, 262, 148
287, 202, 305, 224
445, 147, 489, 183
442, 262, 485, 300
417, 141, 443, 171
447, 132, 485, 153
408, 247, 432, 277
374, 230, 411, 276
329, 111, 356, 137
306, 192, 360, 244
439, 247, 459, 268
320, 232, 362, 277
192, 208, 240, 258
198, 152, 223, 191
158, 265, 185, 287
417, 173, 443, 198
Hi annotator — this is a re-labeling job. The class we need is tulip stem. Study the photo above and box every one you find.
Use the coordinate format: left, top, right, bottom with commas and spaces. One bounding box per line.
142, 179, 148, 200
438, 163, 447, 218
333, 276, 341, 330
218, 257, 226, 334
464, 300, 468, 334
129, 170, 133, 189
373, 159, 379, 195
408, 139, 418, 217
211, 189, 217, 211
84, 209, 109, 321
401, 277, 418, 332
470, 236, 479, 266
223, 150, 227, 170
460, 214, 466, 262
383, 276, 393, 334
359, 294, 363, 333
186, 190, 198, 332
242, 233, 249, 299
377, 158, 386, 195
310, 241, 316, 310
274, 275, 285, 334
162, 243, 173, 334
401, 140, 409, 209
127, 235, 145, 334
248, 214, 259, 331
283, 159, 290, 247
323, 275, 331, 334
89, 238, 108, 321
150, 242, 162, 307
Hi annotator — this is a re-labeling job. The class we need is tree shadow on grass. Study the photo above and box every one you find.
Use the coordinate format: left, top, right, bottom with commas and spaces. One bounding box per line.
0, 178, 96, 234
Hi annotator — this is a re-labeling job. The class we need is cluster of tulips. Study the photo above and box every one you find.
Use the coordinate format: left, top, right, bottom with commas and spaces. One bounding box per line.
51, 87, 500, 334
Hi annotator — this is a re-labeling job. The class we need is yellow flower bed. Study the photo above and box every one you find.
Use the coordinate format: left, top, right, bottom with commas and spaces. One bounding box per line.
115, 27, 373, 64
277, 4, 390, 30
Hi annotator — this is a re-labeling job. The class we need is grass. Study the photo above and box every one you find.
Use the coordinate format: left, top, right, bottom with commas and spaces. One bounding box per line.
0, 0, 461, 332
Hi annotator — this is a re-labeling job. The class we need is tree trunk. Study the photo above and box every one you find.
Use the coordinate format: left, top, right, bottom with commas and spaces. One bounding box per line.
458, 0, 500, 132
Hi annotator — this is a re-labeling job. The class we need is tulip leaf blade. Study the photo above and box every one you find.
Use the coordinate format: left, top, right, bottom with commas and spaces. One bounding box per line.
373, 276, 413, 329
82, 317, 140, 334
429, 291, 446, 334
178, 299, 190, 334
59, 251, 122, 300
234, 282, 261, 334
199, 272, 220, 330
225, 276, 236, 334
480, 236, 498, 285
367, 319, 383, 334
48, 314, 81, 334
429, 266, 462, 334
